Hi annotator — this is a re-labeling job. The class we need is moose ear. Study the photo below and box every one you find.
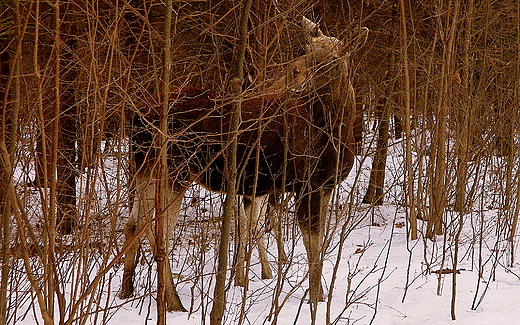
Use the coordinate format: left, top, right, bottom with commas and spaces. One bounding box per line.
337, 26, 369, 56
348, 27, 369, 52
302, 16, 324, 38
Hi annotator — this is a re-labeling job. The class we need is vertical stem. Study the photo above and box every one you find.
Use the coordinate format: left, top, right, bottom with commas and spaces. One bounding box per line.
210, 1, 253, 324
429, 43, 446, 239
452, 213, 463, 320
398, 0, 417, 240
0, 104, 8, 325
29, 2, 53, 322
0, 2, 18, 322
455, 0, 474, 214
0, 166, 8, 324
509, 0, 520, 264
46, 0, 62, 319
447, 0, 461, 319
453, 0, 472, 319
54, 0, 76, 236
156, 0, 172, 324
155, 174, 166, 325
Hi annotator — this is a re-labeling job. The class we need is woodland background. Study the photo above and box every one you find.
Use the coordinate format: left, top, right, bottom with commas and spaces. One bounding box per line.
1, 0, 520, 324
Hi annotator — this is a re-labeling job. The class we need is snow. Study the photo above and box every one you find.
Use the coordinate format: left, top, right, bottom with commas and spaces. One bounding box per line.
89, 212, 520, 325
10, 139, 520, 324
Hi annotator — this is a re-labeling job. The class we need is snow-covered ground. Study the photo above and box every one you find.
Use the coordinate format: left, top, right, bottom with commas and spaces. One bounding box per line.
105, 209, 520, 325
10, 139, 520, 324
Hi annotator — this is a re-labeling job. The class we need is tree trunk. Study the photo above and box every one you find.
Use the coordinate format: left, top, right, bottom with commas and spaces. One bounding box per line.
362, 4, 397, 207
32, 1, 77, 235
155, 0, 173, 323
362, 93, 392, 206
0, 16, 15, 324
210, 1, 253, 324
427, 0, 460, 239
398, 0, 418, 240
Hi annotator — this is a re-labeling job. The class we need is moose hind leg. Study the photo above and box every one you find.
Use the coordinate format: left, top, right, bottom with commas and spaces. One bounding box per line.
268, 194, 288, 263
251, 195, 273, 279
235, 195, 273, 286
234, 197, 249, 287
296, 188, 332, 305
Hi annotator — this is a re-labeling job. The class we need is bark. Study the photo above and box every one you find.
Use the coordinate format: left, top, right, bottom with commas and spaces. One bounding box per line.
450, 5, 464, 318
155, 0, 173, 323
427, 0, 460, 239
0, 6, 16, 322
509, 2, 520, 263
362, 85, 393, 206
454, 0, 474, 214
32, 0, 77, 235
362, 5, 398, 206
210, 1, 253, 324
453, 0, 471, 317
398, 0, 417, 240
56, 1, 77, 235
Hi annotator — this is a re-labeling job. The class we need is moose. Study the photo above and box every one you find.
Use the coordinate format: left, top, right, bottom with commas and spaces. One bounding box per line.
234, 193, 289, 286
119, 17, 368, 313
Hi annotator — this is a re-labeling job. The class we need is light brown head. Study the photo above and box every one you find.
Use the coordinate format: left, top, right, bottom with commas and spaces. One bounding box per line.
277, 17, 368, 97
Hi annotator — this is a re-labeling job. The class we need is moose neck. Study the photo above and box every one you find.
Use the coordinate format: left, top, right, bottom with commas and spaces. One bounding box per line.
311, 56, 351, 114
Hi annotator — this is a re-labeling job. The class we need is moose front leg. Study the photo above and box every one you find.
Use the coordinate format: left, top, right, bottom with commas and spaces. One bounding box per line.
120, 177, 187, 312
119, 209, 142, 300
296, 187, 332, 307
119, 178, 154, 300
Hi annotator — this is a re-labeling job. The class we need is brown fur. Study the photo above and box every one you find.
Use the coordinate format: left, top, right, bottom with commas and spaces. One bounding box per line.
120, 17, 367, 312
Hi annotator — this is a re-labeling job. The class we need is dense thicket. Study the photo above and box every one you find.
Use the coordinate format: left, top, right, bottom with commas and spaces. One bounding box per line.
0, 1, 519, 324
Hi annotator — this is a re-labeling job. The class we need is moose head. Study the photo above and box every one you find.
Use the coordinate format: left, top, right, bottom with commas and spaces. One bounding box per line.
286, 17, 368, 99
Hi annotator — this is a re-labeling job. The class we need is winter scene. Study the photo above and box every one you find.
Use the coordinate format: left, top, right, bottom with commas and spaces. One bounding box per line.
1, 1, 519, 324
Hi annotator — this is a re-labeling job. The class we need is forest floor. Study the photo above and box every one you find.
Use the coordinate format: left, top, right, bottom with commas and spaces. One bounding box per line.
102, 206, 520, 325
13, 141, 520, 324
